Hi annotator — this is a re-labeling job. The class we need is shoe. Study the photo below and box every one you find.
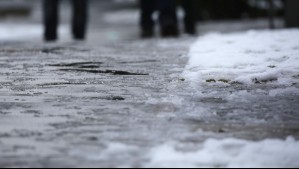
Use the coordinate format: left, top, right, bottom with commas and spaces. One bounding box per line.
185, 25, 197, 35
141, 27, 154, 38
160, 24, 179, 38
44, 30, 58, 42
73, 35, 85, 41
73, 31, 86, 41
44, 35, 57, 42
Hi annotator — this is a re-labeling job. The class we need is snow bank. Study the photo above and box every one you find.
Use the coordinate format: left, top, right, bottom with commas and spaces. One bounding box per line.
146, 137, 299, 168
183, 29, 299, 85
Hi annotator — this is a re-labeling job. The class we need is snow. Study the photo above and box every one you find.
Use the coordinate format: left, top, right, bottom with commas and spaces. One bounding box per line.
1, 8, 298, 167
146, 137, 299, 168
0, 23, 40, 41
183, 29, 299, 86
0, 23, 69, 42
103, 10, 139, 25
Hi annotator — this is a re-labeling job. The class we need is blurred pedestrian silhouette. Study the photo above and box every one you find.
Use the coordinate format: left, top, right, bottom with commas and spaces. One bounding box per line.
179, 0, 197, 35
140, 0, 178, 38
43, 0, 88, 41
285, 0, 299, 28
140, 0, 196, 38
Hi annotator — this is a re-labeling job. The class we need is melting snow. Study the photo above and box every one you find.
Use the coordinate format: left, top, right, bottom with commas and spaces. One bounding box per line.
183, 29, 299, 86
146, 137, 299, 168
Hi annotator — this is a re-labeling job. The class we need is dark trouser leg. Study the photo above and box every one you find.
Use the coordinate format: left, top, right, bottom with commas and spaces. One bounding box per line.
72, 0, 88, 40
285, 0, 299, 28
182, 0, 197, 35
43, 0, 59, 41
140, 0, 156, 38
157, 0, 178, 37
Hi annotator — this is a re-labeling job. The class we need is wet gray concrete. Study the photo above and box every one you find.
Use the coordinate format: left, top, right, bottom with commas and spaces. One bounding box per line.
0, 1, 298, 167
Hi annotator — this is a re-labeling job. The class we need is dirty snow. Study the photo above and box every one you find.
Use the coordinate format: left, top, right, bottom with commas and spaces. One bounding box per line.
146, 137, 299, 168
183, 29, 299, 86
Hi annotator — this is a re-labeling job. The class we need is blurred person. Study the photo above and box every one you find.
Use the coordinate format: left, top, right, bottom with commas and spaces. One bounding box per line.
139, 0, 197, 38
43, 0, 88, 41
180, 0, 197, 35
140, 0, 178, 38
285, 0, 299, 28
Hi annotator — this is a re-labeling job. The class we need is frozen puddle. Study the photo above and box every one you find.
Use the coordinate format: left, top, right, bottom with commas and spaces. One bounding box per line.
183, 29, 299, 86
146, 137, 299, 168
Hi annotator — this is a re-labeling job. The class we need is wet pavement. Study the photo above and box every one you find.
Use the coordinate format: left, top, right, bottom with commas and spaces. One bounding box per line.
0, 1, 298, 167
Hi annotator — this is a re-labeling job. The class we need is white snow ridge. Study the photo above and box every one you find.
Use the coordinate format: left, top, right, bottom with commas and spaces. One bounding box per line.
146, 137, 299, 168
183, 29, 299, 86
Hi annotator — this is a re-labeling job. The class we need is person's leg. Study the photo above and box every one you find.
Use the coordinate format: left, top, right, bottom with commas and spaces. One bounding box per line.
72, 0, 88, 40
181, 0, 197, 35
157, 0, 179, 37
285, 0, 299, 28
140, 0, 156, 38
43, 0, 59, 41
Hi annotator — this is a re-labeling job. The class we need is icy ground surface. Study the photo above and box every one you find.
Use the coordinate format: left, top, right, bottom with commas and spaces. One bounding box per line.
0, 1, 299, 168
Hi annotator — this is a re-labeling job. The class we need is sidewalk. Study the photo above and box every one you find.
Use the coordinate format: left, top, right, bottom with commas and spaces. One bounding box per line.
0, 1, 298, 167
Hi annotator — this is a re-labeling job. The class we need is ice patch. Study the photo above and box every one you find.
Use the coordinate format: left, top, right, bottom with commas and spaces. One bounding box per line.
68, 142, 139, 167
183, 29, 299, 86
146, 137, 299, 168
70, 143, 137, 161
269, 87, 299, 97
